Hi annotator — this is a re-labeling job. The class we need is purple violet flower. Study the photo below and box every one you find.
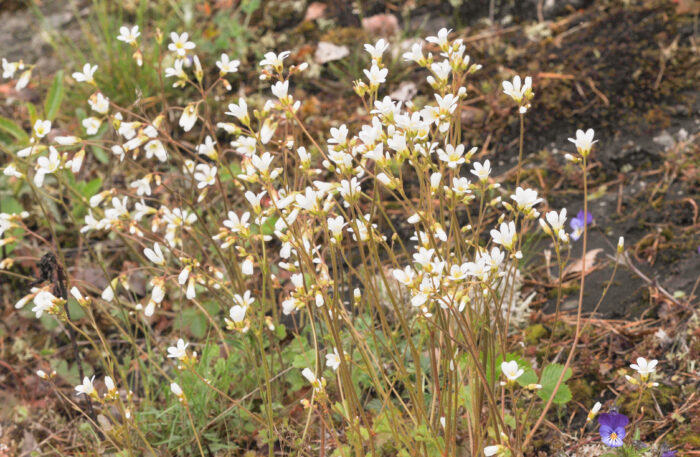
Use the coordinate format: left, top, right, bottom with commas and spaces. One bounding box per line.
661, 450, 676, 457
598, 412, 628, 447
570, 210, 593, 241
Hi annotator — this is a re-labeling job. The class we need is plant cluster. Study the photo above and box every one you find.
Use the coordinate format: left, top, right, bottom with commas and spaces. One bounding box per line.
0, 23, 680, 457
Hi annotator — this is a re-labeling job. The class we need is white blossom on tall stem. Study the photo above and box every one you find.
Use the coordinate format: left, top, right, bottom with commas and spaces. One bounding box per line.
117, 25, 140, 45
168, 32, 195, 56
568, 128, 597, 157
72, 63, 97, 84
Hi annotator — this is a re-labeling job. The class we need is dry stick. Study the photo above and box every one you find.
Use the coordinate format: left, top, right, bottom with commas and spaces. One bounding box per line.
521, 155, 589, 453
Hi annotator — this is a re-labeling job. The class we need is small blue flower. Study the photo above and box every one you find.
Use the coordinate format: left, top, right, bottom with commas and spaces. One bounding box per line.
598, 412, 628, 447
570, 210, 593, 241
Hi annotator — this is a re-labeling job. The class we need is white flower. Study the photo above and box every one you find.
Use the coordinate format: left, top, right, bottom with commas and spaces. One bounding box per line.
364, 39, 389, 60
426, 28, 452, 48
539, 209, 567, 241
193, 163, 217, 188
2, 58, 22, 79
437, 144, 466, 169
170, 382, 184, 398
630, 357, 657, 378
3, 163, 22, 178
260, 51, 290, 69
510, 187, 542, 212
179, 104, 198, 132
72, 63, 97, 84
363, 63, 388, 87
31, 290, 59, 317
271, 80, 289, 102
196, 136, 217, 160
15, 69, 31, 91
301, 368, 324, 392
484, 445, 504, 456
167, 338, 189, 360
75, 376, 95, 396
587, 401, 602, 422
117, 25, 140, 45
164, 59, 186, 85
34, 119, 51, 138
82, 117, 101, 135
229, 305, 247, 323
168, 32, 195, 56
144, 140, 167, 162
223, 211, 251, 233
501, 360, 524, 381
502, 75, 533, 104
402, 42, 425, 65
144, 242, 166, 265
88, 92, 110, 114
104, 376, 116, 393
568, 128, 597, 157
34, 146, 61, 187
55, 135, 81, 145
429, 60, 451, 83
216, 54, 240, 74
470, 160, 491, 182
490, 221, 517, 251
226, 98, 249, 123
325, 348, 341, 371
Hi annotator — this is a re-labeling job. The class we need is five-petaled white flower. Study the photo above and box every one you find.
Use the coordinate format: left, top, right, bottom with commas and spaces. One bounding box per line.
34, 119, 51, 138
502, 75, 533, 104
363, 63, 388, 88
88, 92, 110, 114
490, 221, 517, 251
167, 338, 189, 360
216, 54, 240, 74
168, 32, 195, 56
364, 39, 389, 61
72, 63, 97, 84
82, 117, 101, 135
568, 128, 597, 157
31, 290, 59, 317
117, 25, 140, 45
470, 160, 491, 182
426, 28, 452, 48
34, 146, 62, 187
75, 376, 96, 396
193, 163, 217, 188
325, 348, 341, 371
501, 360, 524, 382
630, 357, 657, 379
226, 97, 249, 123
259, 51, 290, 69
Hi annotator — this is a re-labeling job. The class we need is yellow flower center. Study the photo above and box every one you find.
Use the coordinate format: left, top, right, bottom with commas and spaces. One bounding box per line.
610, 432, 618, 441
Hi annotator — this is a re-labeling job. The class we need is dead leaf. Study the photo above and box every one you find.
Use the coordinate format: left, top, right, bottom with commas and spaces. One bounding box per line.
563, 248, 602, 277
304, 2, 327, 22
389, 81, 417, 102
675, 0, 700, 15
314, 42, 350, 64
361, 14, 400, 37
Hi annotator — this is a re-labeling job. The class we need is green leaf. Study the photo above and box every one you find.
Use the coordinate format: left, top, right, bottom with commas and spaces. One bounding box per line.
91, 145, 110, 164
538, 363, 572, 405
26, 102, 39, 126
44, 71, 65, 121
0, 116, 28, 143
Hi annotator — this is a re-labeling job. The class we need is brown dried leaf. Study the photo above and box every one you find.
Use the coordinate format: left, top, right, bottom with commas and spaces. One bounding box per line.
563, 248, 602, 277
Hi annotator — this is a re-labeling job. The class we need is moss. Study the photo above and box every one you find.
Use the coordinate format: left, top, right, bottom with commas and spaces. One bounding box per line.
525, 324, 549, 345
569, 378, 594, 403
